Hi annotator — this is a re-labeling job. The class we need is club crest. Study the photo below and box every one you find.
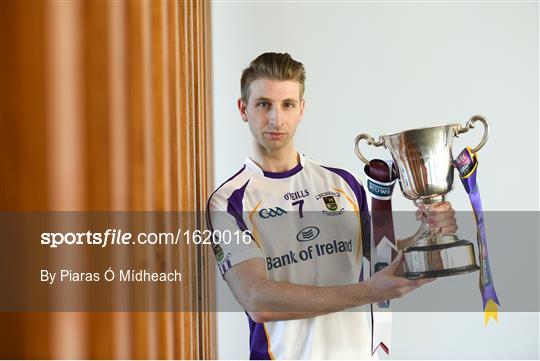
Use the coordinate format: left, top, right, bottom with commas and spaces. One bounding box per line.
315, 191, 345, 216
323, 195, 338, 211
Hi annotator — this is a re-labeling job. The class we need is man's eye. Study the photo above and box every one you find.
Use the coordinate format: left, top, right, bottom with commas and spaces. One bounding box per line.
257, 102, 269, 108
284, 102, 295, 109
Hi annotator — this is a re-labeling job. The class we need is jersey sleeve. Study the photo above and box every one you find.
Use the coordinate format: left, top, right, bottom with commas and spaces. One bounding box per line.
206, 192, 264, 278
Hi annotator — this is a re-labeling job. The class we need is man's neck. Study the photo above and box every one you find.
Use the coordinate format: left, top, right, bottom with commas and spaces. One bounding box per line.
250, 146, 299, 173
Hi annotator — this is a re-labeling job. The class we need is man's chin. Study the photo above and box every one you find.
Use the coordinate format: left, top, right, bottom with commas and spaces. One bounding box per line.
262, 140, 290, 152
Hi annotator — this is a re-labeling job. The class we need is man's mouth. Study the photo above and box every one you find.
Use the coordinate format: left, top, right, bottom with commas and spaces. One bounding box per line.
264, 132, 286, 140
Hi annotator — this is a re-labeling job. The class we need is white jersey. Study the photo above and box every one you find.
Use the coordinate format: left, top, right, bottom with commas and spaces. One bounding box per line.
207, 154, 373, 360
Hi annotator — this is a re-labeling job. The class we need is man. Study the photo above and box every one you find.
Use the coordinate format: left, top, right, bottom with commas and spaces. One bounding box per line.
207, 53, 457, 359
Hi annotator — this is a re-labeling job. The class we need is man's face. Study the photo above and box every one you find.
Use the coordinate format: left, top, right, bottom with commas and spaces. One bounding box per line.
238, 78, 305, 153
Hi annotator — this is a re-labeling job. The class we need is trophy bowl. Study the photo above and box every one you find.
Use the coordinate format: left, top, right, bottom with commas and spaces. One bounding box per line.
355, 115, 490, 279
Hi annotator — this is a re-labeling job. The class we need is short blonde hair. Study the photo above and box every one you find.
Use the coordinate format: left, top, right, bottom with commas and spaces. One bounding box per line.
240, 52, 306, 103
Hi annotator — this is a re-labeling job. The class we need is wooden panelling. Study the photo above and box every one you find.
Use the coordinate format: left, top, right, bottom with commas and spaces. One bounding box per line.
0, 2, 50, 357
0, 0, 215, 359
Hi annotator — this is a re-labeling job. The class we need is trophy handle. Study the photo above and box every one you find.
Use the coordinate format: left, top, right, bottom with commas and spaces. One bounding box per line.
454, 114, 490, 153
354, 133, 384, 164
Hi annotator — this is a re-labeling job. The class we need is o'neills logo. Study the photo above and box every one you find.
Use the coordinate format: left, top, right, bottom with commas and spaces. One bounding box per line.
283, 189, 310, 201
266, 239, 352, 270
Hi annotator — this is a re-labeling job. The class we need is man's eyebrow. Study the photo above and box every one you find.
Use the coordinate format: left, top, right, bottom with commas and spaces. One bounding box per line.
254, 97, 272, 102
282, 98, 298, 103
253, 97, 298, 103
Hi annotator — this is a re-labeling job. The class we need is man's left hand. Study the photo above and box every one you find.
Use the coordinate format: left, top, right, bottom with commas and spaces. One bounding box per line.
416, 201, 458, 235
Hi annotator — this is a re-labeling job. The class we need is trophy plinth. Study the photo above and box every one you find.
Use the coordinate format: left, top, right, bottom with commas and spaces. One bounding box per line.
403, 239, 479, 279
355, 115, 490, 279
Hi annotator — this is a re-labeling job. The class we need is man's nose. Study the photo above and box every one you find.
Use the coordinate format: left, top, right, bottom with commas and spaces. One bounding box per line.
269, 107, 283, 127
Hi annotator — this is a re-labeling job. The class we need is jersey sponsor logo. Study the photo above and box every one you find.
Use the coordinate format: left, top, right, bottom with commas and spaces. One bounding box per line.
267, 250, 299, 270
296, 226, 320, 242
266, 239, 353, 271
259, 207, 287, 219
283, 189, 310, 201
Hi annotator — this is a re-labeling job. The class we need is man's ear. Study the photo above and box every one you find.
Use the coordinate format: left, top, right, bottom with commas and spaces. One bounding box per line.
237, 98, 248, 123
298, 99, 305, 122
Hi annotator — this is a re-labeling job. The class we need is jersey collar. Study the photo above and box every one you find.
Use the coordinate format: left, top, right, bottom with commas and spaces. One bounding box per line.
245, 153, 305, 179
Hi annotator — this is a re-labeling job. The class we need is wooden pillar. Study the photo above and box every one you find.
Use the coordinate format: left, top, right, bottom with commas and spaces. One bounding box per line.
0, 0, 215, 358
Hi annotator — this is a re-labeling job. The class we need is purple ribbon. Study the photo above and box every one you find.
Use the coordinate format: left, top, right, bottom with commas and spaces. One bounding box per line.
454, 148, 500, 311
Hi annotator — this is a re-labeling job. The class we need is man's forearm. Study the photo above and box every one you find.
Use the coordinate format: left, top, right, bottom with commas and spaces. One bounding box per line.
224, 253, 425, 323
243, 279, 373, 323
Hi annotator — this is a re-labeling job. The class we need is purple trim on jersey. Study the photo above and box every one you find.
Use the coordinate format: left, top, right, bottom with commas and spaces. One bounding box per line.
262, 162, 303, 179
321, 165, 372, 281
206, 165, 246, 232
226, 179, 250, 231
321, 166, 366, 210
248, 315, 272, 360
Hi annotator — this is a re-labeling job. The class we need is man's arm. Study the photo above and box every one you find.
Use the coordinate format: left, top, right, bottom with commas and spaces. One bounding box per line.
224, 251, 432, 323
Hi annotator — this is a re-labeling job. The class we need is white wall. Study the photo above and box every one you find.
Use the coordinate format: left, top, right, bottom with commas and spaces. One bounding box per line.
210, 2, 539, 359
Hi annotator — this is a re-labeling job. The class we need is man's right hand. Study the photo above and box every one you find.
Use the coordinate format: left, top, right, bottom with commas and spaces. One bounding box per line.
363, 251, 435, 304
222, 251, 436, 323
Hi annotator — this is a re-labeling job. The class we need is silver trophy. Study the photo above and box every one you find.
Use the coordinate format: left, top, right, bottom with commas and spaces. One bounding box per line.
354, 115, 490, 278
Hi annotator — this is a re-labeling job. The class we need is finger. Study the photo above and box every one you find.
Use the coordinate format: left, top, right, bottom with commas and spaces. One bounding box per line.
428, 216, 457, 230
393, 262, 404, 277
431, 201, 452, 211
434, 214, 457, 226
414, 208, 429, 221
427, 209, 455, 223
387, 251, 404, 272
439, 224, 458, 235
389, 250, 403, 265
415, 208, 425, 221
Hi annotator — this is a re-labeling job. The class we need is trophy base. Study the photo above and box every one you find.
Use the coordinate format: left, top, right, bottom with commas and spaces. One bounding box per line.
403, 239, 479, 279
